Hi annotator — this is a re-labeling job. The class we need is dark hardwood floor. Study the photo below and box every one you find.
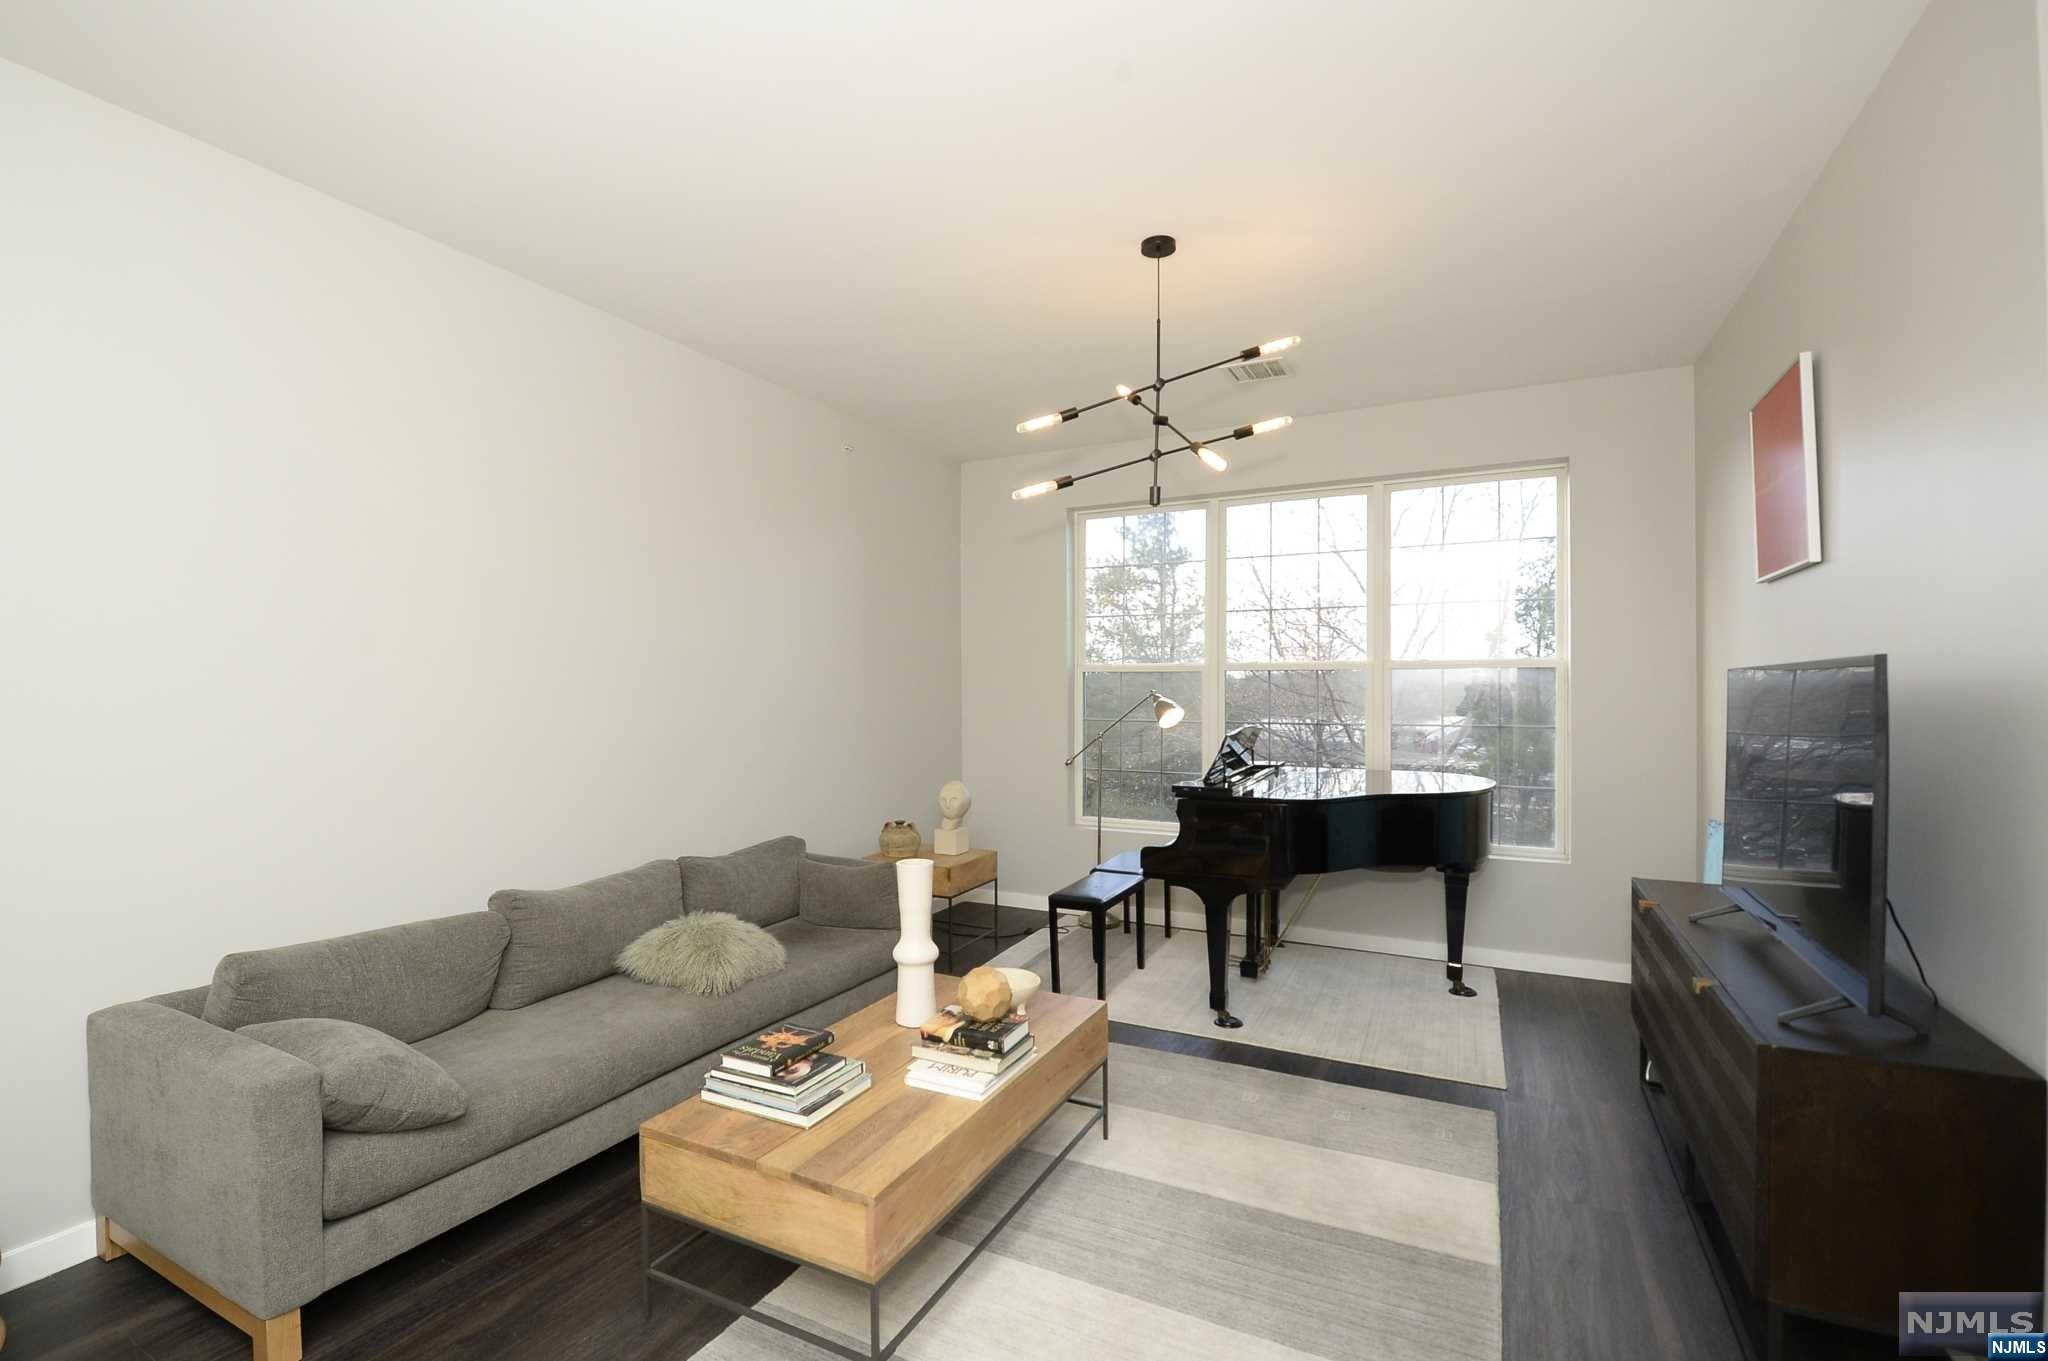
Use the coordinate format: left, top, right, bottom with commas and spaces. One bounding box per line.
0, 907, 1893, 1360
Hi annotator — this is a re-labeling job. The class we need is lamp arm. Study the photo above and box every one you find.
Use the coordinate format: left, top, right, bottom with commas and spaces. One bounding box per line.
1064, 693, 1159, 766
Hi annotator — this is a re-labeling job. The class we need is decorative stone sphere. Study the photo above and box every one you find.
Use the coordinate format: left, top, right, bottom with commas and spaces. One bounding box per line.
937, 780, 972, 827
957, 965, 1014, 1022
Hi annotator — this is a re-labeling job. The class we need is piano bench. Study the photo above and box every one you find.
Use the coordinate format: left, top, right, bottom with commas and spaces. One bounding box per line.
1092, 851, 1168, 939
1047, 871, 1145, 1001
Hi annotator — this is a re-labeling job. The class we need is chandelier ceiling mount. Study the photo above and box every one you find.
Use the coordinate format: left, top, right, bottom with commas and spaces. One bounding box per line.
1010, 235, 1298, 507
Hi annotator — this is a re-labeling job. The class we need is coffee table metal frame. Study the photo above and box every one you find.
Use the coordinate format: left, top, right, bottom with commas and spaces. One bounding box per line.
641, 1056, 1109, 1361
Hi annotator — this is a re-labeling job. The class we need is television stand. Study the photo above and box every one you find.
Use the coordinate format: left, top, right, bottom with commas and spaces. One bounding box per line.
1689, 884, 1931, 1035
1632, 878, 2043, 1357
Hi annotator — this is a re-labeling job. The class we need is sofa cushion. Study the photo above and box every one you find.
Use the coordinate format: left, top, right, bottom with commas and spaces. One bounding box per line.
238, 1018, 468, 1133
202, 912, 510, 1044
798, 856, 899, 931
487, 859, 683, 1009
320, 917, 896, 1218
678, 835, 804, 927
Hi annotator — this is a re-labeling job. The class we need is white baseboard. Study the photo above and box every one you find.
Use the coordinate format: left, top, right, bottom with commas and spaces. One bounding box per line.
0, 1218, 97, 1296
997, 890, 1630, 985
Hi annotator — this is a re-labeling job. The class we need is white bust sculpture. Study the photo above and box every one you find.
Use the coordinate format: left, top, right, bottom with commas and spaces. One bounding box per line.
934, 779, 972, 854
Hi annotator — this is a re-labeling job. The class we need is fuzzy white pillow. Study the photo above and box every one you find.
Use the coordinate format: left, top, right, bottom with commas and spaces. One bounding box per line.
616, 911, 787, 995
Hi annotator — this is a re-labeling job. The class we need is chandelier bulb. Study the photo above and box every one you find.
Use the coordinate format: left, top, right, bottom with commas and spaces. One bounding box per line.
1257, 336, 1302, 357
1196, 446, 1229, 472
1249, 415, 1294, 437
1115, 384, 1135, 399
1010, 475, 1075, 501
1016, 407, 1079, 435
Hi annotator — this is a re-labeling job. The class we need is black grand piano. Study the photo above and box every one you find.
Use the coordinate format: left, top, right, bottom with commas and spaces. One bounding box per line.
1140, 730, 1495, 1027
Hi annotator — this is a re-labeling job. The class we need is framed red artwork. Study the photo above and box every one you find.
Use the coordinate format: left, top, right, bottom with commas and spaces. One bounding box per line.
1749, 351, 1820, 582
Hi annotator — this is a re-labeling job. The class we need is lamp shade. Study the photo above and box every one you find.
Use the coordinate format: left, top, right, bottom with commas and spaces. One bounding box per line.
1152, 694, 1185, 729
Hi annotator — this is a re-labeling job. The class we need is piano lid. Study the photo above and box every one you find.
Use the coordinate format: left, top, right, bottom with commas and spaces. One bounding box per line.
1173, 766, 1495, 802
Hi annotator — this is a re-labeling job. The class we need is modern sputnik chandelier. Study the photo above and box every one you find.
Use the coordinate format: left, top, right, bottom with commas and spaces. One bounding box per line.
1010, 234, 1298, 506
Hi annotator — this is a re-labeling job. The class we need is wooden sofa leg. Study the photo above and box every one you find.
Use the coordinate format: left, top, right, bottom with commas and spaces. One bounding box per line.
97, 1219, 302, 1361
96, 1216, 127, 1261
253, 1310, 302, 1361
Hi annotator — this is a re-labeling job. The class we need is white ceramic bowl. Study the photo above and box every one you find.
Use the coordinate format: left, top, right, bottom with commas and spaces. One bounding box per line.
993, 967, 1042, 1015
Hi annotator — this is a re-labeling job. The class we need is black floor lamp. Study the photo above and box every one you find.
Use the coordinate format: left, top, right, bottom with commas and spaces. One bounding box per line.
1065, 691, 1184, 867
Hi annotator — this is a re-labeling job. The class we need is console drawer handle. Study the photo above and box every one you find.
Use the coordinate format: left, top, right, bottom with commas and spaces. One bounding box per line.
1692, 976, 1717, 995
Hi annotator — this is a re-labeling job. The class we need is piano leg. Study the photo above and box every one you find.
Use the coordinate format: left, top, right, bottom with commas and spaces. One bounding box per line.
1442, 869, 1477, 997
1240, 893, 1259, 979
1240, 890, 1277, 979
1195, 884, 1244, 1028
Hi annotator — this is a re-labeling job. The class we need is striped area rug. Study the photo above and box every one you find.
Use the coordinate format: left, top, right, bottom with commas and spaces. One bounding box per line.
693, 1042, 1502, 1360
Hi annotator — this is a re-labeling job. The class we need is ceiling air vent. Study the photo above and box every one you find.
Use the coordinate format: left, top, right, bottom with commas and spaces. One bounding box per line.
1225, 356, 1293, 383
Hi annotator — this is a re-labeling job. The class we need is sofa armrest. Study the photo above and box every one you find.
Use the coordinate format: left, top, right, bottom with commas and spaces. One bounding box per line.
805, 852, 870, 869
88, 1001, 325, 1318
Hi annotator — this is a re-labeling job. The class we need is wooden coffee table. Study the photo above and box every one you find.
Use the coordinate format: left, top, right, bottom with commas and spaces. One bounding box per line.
638, 977, 1109, 1360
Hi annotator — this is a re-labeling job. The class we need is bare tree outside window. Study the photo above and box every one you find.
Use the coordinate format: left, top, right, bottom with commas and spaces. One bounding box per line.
1080, 509, 1206, 821
1223, 494, 1371, 772
1389, 476, 1560, 848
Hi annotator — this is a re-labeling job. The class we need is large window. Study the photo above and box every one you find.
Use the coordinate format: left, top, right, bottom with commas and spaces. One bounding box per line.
1078, 509, 1208, 822
1073, 468, 1567, 855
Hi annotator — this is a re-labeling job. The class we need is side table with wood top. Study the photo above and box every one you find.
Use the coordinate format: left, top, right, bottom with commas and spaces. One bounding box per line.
862, 845, 1001, 969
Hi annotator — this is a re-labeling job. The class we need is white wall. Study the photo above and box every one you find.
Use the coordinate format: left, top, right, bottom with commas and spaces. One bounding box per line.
0, 60, 960, 1280
960, 367, 1697, 981
1694, 0, 2048, 1071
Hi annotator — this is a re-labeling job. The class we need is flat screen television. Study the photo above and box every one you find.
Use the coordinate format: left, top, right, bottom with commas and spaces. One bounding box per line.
1715, 654, 1923, 1029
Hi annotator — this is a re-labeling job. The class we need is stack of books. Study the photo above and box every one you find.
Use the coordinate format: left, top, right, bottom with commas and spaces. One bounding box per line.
701, 1023, 870, 1128
906, 1004, 1036, 1100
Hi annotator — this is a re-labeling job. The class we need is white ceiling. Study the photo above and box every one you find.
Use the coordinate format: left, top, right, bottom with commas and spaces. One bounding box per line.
0, 1, 1924, 461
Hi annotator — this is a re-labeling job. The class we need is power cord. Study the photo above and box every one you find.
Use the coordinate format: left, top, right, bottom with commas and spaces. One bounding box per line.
1886, 897, 1937, 1011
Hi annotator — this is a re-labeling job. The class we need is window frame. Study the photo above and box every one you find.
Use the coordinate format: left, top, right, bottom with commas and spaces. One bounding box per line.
1071, 462, 1570, 862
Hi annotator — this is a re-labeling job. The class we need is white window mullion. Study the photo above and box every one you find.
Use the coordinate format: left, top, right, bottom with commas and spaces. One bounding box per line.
1369, 480, 1393, 769
1204, 494, 1225, 771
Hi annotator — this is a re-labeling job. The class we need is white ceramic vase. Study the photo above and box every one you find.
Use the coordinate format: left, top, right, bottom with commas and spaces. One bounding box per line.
893, 858, 939, 1027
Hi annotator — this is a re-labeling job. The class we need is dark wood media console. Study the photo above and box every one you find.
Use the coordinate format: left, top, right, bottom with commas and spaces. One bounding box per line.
1630, 878, 2043, 1358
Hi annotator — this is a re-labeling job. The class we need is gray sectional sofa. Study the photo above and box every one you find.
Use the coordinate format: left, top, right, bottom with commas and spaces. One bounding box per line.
86, 836, 901, 1360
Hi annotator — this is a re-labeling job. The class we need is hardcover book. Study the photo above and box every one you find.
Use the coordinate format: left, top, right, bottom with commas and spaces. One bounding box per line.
704, 1058, 865, 1110
721, 1024, 835, 1076
907, 1036, 1035, 1075
905, 1050, 1038, 1101
918, 1005, 1028, 1054
701, 1073, 872, 1128
708, 1052, 850, 1094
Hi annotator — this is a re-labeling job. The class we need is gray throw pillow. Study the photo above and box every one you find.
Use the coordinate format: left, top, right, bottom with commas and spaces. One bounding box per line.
487, 859, 684, 1009
798, 857, 898, 930
617, 912, 787, 995
237, 1018, 469, 1133
678, 836, 805, 927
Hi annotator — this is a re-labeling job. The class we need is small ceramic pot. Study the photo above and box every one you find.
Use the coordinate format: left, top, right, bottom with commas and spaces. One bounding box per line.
878, 820, 921, 859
